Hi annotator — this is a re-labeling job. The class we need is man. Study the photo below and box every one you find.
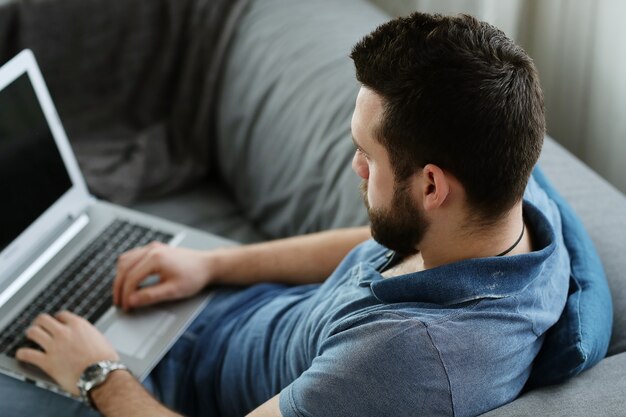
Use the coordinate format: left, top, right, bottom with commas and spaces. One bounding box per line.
4, 12, 569, 417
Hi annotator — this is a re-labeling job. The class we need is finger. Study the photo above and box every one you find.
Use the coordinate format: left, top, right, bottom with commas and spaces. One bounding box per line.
115, 242, 164, 305
113, 245, 151, 305
33, 314, 64, 336
15, 348, 47, 370
25, 325, 52, 349
128, 282, 179, 309
121, 248, 164, 310
54, 310, 80, 325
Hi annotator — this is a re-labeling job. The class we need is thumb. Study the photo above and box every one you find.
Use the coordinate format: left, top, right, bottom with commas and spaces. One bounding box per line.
128, 282, 179, 308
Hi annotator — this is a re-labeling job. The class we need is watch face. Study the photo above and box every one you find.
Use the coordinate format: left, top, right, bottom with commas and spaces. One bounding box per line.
83, 363, 103, 381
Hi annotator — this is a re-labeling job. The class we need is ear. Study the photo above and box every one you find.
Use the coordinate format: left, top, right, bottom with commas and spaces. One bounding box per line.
417, 164, 450, 211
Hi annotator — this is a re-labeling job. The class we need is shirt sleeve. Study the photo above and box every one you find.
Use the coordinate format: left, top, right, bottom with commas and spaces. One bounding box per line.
278, 314, 454, 417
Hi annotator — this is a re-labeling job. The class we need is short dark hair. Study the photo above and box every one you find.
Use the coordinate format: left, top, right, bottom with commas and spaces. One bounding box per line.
350, 13, 545, 223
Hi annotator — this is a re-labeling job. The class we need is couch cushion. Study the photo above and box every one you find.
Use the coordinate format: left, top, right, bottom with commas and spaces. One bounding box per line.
215, 0, 388, 239
526, 166, 613, 387
1, 0, 250, 205
538, 138, 626, 357
130, 181, 266, 244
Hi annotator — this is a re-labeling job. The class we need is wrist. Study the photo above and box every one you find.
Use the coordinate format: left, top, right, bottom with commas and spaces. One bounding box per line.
205, 246, 248, 286
89, 368, 135, 408
91, 369, 181, 417
203, 248, 229, 286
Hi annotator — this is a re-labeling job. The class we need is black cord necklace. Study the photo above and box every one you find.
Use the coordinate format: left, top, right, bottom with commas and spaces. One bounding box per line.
496, 223, 525, 257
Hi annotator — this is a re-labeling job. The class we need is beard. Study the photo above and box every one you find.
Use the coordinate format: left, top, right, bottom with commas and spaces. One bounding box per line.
360, 180, 429, 257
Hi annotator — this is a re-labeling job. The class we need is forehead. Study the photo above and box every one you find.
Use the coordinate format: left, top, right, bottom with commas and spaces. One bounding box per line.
352, 87, 385, 140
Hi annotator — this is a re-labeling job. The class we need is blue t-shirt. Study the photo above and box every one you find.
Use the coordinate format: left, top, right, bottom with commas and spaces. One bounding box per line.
172, 176, 569, 417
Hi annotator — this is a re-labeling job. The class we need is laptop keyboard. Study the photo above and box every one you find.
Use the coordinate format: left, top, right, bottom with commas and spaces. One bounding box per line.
0, 219, 172, 358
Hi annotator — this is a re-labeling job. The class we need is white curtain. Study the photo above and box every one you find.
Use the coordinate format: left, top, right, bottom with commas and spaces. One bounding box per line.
369, 0, 626, 194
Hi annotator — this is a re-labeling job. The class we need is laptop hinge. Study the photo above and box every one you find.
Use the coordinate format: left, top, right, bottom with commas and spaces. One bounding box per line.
70, 194, 96, 220
0, 213, 90, 309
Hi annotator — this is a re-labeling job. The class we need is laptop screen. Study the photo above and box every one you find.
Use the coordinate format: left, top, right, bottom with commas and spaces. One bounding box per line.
0, 73, 73, 253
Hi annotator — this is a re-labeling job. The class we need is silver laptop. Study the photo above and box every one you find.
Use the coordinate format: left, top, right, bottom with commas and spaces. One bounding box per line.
0, 49, 228, 396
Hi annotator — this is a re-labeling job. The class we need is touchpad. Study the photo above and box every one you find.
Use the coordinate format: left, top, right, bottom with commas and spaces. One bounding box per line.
104, 310, 176, 360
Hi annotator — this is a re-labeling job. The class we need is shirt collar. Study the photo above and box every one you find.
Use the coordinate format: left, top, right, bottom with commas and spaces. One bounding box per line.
361, 201, 558, 305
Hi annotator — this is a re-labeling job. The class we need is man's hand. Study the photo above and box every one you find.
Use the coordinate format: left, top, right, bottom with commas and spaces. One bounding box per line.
15, 311, 119, 396
113, 242, 218, 311
113, 227, 371, 311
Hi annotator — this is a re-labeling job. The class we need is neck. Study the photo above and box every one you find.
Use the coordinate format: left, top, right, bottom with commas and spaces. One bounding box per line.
417, 203, 527, 270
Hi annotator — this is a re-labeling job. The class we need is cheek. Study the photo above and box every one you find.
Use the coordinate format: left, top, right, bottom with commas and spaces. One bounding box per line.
367, 167, 394, 209
352, 152, 370, 180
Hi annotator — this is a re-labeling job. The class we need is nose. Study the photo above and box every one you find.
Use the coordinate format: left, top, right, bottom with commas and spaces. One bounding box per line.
352, 151, 369, 180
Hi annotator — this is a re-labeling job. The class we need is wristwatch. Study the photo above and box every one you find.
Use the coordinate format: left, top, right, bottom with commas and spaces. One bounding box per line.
77, 360, 129, 406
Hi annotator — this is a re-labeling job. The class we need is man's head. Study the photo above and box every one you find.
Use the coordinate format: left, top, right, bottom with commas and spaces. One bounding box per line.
350, 13, 545, 255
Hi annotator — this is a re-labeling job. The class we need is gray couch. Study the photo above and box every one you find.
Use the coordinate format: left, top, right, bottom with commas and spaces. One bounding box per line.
2, 0, 625, 415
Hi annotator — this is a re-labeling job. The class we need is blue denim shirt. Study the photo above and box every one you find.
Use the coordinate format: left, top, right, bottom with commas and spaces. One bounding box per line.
180, 176, 569, 417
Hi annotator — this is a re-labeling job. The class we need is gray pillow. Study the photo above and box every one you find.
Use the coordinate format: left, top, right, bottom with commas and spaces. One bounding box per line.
216, 0, 389, 239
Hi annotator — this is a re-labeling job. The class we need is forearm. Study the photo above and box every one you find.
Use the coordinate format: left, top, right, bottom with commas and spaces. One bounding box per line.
91, 371, 179, 417
209, 226, 371, 286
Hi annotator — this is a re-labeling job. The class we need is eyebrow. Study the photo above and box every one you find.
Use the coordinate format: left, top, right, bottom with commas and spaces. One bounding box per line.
351, 134, 365, 152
